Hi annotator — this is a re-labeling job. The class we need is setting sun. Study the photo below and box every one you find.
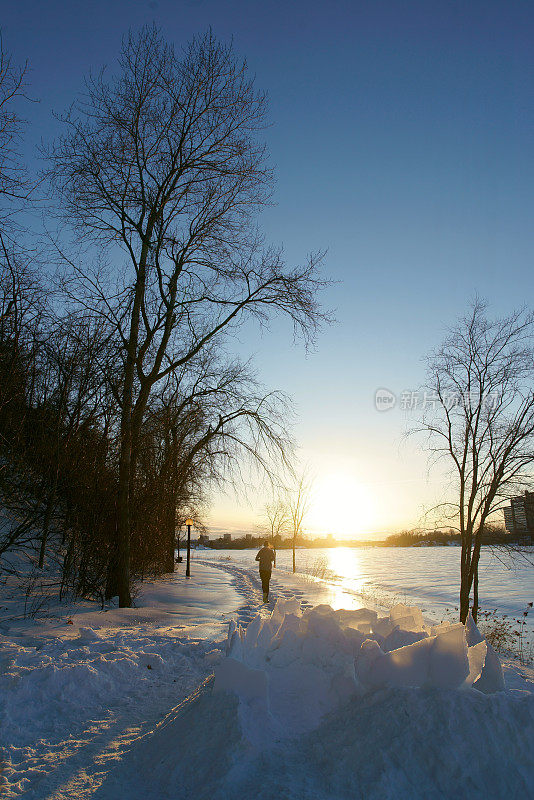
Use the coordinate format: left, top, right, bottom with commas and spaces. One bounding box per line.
308, 473, 376, 538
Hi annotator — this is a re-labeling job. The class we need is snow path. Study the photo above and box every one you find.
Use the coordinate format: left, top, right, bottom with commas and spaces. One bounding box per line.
195, 555, 367, 619
194, 557, 315, 623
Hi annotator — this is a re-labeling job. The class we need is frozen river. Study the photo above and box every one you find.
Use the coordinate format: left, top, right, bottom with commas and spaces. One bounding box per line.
197, 545, 533, 623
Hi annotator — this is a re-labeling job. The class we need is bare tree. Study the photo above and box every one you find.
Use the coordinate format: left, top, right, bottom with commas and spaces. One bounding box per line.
0, 253, 46, 565
264, 498, 290, 543
47, 27, 329, 605
287, 469, 313, 573
0, 32, 30, 220
135, 354, 294, 575
418, 301, 534, 622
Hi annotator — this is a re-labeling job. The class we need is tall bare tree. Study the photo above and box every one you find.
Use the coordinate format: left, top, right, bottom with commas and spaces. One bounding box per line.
419, 301, 534, 622
48, 27, 328, 605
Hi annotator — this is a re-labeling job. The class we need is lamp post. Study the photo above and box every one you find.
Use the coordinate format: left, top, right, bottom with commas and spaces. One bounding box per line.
185, 519, 194, 578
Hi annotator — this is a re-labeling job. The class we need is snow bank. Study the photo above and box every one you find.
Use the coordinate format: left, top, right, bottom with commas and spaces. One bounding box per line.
105, 598, 533, 800
100, 673, 534, 800
214, 598, 505, 744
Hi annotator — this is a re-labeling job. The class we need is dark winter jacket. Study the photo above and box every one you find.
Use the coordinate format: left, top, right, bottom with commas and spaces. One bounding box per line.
255, 546, 275, 572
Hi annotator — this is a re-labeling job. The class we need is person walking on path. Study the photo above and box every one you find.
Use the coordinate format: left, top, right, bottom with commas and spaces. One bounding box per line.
255, 541, 275, 602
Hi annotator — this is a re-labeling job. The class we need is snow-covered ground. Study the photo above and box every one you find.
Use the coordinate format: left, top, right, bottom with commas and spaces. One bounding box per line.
1, 558, 533, 799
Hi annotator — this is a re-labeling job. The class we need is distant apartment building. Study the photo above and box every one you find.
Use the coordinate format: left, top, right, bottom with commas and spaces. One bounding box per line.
503, 491, 534, 540
245, 533, 252, 541
223, 533, 231, 542
199, 533, 209, 545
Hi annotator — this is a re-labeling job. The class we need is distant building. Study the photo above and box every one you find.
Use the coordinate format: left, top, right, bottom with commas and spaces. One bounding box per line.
245, 533, 252, 541
223, 533, 231, 541
199, 533, 209, 544
503, 491, 534, 540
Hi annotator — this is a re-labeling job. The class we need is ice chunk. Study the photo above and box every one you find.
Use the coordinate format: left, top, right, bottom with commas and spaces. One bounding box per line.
473, 642, 505, 693
329, 671, 358, 705
301, 631, 338, 666
354, 639, 388, 688
335, 608, 378, 631
391, 615, 420, 632
227, 624, 245, 661
390, 604, 425, 631
226, 619, 237, 654
271, 612, 302, 645
464, 613, 484, 646
430, 622, 456, 637
243, 613, 263, 650
77, 627, 101, 641
464, 613, 505, 693
372, 616, 396, 637
355, 622, 471, 690
271, 596, 301, 628
428, 624, 469, 688
385, 637, 434, 687
306, 612, 348, 650
266, 629, 302, 668
343, 626, 368, 655
383, 627, 428, 652
255, 617, 278, 652
303, 603, 335, 619
464, 640, 487, 687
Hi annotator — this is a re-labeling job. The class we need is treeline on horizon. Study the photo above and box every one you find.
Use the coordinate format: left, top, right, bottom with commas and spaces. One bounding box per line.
204, 525, 520, 550
383, 526, 520, 547
0, 28, 328, 606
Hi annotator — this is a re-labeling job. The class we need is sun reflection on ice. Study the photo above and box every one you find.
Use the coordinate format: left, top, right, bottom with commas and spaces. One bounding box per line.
323, 548, 367, 610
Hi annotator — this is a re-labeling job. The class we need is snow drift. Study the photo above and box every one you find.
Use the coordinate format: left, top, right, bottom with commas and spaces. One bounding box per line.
98, 598, 533, 800
213, 598, 504, 743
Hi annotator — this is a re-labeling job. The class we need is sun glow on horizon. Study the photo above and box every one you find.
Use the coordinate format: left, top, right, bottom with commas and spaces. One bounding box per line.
308, 472, 376, 538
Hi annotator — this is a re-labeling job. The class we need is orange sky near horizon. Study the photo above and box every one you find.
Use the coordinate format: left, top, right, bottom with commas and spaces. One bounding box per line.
205, 439, 451, 540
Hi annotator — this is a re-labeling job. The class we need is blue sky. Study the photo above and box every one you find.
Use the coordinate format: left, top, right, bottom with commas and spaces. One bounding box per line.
3, 1, 534, 537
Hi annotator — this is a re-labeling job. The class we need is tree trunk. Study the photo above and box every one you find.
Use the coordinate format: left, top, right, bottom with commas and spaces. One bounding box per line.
38, 528, 48, 571
472, 560, 479, 623
292, 536, 296, 573
38, 489, 56, 569
116, 410, 133, 607
459, 585, 470, 624
115, 257, 148, 607
459, 541, 470, 623
60, 537, 75, 601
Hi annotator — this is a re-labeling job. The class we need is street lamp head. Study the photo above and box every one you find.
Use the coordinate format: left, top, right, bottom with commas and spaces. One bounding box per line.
185, 519, 194, 527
